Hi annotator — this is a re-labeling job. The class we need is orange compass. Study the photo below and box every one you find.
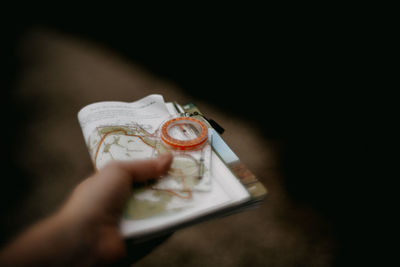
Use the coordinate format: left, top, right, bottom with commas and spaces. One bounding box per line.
160, 116, 208, 151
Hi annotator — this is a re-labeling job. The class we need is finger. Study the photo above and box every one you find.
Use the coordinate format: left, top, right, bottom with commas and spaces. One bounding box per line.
69, 154, 173, 216
113, 153, 173, 182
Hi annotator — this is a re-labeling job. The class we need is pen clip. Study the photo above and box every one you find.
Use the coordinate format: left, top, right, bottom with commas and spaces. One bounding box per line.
190, 111, 225, 135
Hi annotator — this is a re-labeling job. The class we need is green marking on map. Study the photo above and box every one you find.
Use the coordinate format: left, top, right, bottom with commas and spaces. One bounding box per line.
124, 188, 173, 220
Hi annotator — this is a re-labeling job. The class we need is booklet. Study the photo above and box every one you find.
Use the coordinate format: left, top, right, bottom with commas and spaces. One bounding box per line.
78, 94, 267, 241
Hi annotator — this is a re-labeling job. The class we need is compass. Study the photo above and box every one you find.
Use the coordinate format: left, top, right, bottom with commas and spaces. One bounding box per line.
160, 116, 208, 151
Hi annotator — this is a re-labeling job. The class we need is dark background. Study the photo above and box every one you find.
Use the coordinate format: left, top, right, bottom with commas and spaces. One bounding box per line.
2, 12, 374, 266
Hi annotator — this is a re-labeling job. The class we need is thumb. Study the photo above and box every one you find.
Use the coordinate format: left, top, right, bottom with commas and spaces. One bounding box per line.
111, 153, 174, 183
68, 153, 173, 215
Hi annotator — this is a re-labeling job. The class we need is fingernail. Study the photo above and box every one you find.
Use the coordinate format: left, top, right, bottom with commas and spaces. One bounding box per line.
160, 152, 172, 160
156, 153, 173, 178
158, 153, 173, 166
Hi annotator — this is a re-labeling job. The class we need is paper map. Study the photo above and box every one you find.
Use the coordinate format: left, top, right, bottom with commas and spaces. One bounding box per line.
78, 95, 249, 237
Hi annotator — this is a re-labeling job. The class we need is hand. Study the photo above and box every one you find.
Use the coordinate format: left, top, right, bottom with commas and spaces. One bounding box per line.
0, 154, 173, 266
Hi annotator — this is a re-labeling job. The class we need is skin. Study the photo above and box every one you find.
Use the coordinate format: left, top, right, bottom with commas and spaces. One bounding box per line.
0, 153, 173, 266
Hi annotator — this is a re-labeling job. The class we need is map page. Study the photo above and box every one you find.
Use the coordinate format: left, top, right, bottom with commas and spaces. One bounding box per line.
78, 94, 250, 238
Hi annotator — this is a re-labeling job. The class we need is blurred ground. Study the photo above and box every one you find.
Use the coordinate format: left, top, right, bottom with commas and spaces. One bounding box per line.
2, 28, 336, 266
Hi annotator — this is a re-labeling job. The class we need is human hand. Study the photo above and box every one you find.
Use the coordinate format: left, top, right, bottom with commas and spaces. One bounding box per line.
0, 153, 173, 266
62, 153, 173, 263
